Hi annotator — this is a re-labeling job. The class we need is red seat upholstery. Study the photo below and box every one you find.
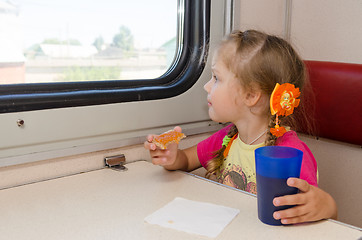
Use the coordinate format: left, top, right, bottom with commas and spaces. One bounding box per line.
298, 61, 362, 146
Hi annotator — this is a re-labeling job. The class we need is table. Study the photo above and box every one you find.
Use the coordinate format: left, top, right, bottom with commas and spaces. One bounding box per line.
0, 160, 360, 239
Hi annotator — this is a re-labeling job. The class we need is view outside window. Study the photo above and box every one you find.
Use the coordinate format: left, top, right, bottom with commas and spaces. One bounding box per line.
0, 0, 177, 84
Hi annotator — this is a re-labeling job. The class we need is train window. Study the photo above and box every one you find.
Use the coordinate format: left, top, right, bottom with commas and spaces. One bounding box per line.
0, 0, 210, 113
1, 0, 177, 84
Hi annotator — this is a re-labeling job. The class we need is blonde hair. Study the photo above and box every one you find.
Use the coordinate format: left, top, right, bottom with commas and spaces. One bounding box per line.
205, 30, 311, 179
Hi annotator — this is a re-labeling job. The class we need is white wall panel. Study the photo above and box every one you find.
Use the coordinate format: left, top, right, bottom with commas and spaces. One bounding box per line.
291, 0, 362, 63
237, 0, 286, 36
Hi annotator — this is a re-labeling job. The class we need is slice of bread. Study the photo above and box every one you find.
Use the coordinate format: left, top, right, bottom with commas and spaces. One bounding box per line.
152, 130, 186, 149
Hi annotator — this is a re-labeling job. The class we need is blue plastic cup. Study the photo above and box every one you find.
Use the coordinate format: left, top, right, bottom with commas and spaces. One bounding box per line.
255, 146, 303, 225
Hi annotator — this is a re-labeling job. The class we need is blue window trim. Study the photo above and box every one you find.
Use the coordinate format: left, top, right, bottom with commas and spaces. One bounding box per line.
0, 0, 210, 113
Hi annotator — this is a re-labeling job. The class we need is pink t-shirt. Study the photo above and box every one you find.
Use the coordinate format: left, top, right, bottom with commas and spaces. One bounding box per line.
197, 124, 318, 187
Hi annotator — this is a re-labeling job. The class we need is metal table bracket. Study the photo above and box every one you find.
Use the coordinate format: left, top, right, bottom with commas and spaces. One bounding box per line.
104, 154, 127, 171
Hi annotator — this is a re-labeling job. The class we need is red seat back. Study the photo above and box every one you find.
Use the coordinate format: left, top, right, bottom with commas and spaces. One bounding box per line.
298, 61, 362, 146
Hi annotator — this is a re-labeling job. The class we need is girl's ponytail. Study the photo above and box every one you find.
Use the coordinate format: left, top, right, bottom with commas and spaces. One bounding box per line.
205, 125, 238, 179
265, 116, 278, 146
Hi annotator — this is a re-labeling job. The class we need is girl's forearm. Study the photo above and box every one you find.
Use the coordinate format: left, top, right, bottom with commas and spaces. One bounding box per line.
163, 149, 190, 171
164, 145, 200, 172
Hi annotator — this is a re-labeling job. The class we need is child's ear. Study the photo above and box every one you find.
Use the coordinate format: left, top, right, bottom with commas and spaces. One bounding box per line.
244, 89, 262, 107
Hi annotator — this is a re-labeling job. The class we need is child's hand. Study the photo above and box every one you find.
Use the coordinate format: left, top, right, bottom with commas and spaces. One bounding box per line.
144, 126, 182, 167
272, 178, 338, 224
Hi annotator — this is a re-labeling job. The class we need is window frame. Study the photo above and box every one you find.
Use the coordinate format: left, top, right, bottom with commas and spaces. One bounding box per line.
0, 0, 210, 113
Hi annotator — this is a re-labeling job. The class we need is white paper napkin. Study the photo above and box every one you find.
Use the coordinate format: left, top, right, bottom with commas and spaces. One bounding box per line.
144, 197, 240, 238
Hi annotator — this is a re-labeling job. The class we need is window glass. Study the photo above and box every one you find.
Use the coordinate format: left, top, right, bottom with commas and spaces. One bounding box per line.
0, 0, 177, 84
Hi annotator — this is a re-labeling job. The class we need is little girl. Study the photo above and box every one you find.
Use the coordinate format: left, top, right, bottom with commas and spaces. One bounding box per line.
144, 30, 337, 224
